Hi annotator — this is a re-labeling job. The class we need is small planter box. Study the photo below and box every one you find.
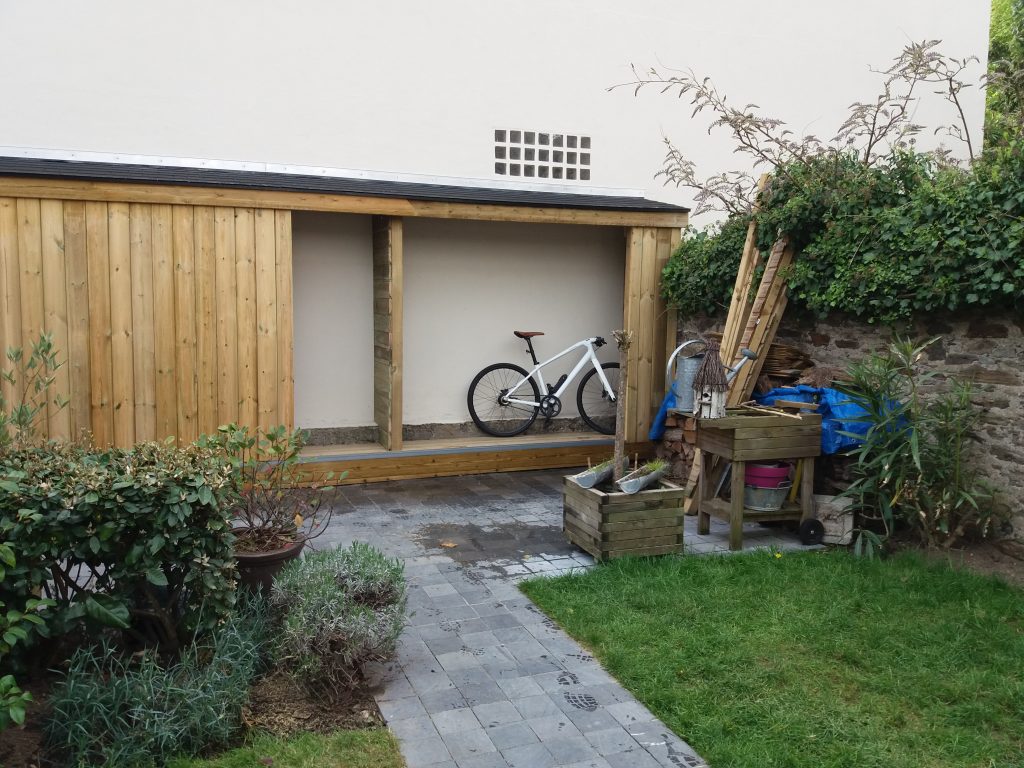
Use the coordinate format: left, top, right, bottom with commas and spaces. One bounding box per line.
563, 476, 685, 561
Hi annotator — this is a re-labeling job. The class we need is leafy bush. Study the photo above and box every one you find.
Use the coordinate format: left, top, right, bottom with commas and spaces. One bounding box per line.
271, 545, 406, 687
0, 542, 53, 731
662, 146, 1024, 325
838, 338, 998, 555
45, 598, 269, 768
0, 440, 237, 655
661, 215, 749, 317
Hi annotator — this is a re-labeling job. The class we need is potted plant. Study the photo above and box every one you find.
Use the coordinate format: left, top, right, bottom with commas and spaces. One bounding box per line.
211, 425, 338, 592
562, 331, 685, 561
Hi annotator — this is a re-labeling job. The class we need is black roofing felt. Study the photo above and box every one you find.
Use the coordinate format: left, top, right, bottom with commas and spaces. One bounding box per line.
0, 156, 689, 213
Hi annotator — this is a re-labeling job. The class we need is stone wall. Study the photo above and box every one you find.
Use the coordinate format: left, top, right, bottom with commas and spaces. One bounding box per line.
675, 311, 1024, 529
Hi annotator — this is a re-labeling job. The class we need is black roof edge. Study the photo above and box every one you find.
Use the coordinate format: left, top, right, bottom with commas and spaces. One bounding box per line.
0, 156, 689, 214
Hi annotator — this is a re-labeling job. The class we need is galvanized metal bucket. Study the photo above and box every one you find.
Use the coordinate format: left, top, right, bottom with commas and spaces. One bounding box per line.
742, 481, 793, 512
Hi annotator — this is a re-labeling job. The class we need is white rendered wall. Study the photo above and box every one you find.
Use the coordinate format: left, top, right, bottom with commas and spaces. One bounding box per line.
291, 213, 374, 429
0, 1, 991, 221
403, 220, 624, 425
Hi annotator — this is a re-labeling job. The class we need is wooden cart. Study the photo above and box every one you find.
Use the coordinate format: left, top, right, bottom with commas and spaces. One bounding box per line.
696, 409, 821, 551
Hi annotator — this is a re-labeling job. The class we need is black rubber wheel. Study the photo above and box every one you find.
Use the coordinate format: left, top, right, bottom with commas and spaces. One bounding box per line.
576, 362, 620, 435
799, 518, 826, 546
467, 363, 541, 437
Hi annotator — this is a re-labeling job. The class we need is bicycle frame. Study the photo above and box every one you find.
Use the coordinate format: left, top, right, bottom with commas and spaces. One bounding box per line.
503, 337, 615, 409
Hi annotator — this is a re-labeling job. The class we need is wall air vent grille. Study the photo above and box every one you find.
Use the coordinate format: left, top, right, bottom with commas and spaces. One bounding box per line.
493, 129, 591, 181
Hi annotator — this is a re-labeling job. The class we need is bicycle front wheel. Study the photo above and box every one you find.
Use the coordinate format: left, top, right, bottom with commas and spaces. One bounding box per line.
467, 363, 541, 437
577, 362, 619, 435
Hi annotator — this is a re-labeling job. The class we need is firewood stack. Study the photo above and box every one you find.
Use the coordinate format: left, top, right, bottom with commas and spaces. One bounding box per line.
656, 413, 698, 479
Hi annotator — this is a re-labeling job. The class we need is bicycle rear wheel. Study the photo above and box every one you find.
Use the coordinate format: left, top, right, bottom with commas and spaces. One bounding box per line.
577, 362, 619, 435
467, 363, 541, 437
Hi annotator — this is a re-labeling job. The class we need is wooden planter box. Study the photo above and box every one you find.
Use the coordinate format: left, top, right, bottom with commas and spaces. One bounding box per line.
563, 476, 685, 561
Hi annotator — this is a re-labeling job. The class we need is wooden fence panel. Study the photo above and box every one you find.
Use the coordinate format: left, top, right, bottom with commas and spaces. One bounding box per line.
40, 199, 70, 440
108, 202, 135, 446
63, 201, 91, 438
0, 197, 294, 447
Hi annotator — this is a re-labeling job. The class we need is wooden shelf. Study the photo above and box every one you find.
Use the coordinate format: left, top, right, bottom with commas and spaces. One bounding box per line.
701, 497, 803, 523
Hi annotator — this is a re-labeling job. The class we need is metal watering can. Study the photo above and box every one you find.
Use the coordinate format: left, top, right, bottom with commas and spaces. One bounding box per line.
665, 340, 758, 412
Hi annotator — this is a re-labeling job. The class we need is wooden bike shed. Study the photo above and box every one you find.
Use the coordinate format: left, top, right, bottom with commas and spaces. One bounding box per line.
0, 156, 688, 483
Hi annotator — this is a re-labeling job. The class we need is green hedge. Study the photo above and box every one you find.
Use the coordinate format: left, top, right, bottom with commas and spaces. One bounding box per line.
0, 440, 237, 657
662, 145, 1024, 324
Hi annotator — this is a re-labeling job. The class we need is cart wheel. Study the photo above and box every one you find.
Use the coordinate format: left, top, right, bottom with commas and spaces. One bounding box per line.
799, 518, 825, 546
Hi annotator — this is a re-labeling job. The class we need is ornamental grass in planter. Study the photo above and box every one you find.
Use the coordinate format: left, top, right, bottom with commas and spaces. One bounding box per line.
203, 426, 340, 593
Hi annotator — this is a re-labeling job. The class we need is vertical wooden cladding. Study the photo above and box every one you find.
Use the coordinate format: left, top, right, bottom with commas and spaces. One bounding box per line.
0, 198, 294, 446
623, 225, 679, 443
372, 216, 403, 451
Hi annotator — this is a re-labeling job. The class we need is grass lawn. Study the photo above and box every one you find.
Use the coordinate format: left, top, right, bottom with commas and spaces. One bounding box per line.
521, 550, 1024, 768
168, 730, 403, 768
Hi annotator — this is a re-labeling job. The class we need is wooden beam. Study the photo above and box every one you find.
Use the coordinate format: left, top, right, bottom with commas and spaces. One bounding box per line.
0, 177, 689, 229
297, 438, 654, 487
372, 216, 403, 451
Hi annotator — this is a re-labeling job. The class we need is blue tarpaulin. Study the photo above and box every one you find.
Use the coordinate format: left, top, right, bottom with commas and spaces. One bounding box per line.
755, 385, 869, 454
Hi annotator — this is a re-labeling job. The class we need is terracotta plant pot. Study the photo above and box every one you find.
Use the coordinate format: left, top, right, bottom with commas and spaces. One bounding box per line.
235, 538, 305, 593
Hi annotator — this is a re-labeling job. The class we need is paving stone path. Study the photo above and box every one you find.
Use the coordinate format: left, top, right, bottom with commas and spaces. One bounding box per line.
319, 469, 813, 768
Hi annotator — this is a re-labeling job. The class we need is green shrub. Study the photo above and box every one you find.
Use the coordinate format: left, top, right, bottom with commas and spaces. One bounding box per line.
661, 215, 750, 318
661, 147, 1024, 325
838, 338, 998, 555
0, 542, 53, 732
0, 440, 237, 655
45, 598, 269, 768
271, 545, 406, 687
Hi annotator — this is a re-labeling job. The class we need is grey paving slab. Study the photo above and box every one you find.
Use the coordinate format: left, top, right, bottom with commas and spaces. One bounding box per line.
473, 700, 523, 728
399, 734, 452, 768
327, 469, 785, 768
432, 707, 481, 735
502, 742, 557, 768
487, 721, 540, 751
442, 727, 497, 762
456, 753, 510, 768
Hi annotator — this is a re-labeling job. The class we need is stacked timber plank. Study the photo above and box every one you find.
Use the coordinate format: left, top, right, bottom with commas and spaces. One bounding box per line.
563, 477, 685, 561
683, 175, 796, 510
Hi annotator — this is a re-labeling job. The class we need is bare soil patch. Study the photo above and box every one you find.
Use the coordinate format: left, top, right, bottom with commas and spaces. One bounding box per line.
930, 539, 1024, 588
243, 672, 383, 736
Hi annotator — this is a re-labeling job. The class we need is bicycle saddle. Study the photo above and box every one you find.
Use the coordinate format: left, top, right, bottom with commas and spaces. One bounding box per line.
513, 331, 544, 339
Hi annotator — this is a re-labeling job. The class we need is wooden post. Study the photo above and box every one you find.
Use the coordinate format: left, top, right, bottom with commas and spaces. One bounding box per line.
372, 216, 403, 451
730, 459, 746, 551
697, 450, 711, 535
612, 329, 633, 482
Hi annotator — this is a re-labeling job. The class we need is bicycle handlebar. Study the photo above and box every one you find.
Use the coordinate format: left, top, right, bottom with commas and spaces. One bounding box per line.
594, 336, 606, 348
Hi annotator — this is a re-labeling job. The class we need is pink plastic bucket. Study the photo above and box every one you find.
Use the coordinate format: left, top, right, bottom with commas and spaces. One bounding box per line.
744, 461, 792, 488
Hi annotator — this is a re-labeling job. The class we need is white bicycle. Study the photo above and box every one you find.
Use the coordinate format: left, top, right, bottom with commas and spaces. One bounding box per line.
467, 331, 619, 437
